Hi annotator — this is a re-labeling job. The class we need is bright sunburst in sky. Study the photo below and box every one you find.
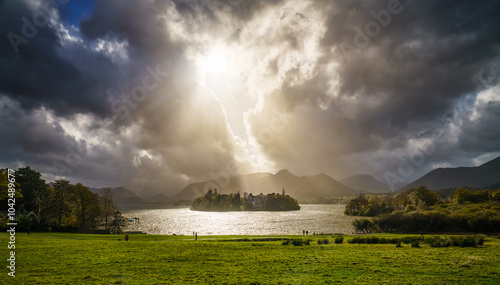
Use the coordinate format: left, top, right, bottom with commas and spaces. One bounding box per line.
201, 48, 227, 73
1, 0, 500, 196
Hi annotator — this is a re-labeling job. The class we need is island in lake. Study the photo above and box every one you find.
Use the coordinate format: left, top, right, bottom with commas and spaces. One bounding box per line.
191, 188, 300, 211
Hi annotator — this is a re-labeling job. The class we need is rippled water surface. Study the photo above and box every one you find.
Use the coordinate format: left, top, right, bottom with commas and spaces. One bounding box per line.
121, 204, 357, 235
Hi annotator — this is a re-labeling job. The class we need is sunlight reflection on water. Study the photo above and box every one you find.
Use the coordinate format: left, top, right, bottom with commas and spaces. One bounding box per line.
121, 204, 357, 235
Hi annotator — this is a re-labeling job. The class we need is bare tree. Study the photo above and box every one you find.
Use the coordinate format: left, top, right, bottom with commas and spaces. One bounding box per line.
99, 187, 117, 231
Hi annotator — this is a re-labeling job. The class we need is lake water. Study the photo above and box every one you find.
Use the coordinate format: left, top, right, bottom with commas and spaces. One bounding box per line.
120, 204, 358, 235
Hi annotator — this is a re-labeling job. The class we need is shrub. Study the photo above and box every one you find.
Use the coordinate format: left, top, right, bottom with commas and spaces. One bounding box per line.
282, 239, 311, 246
426, 236, 452, 247
476, 235, 485, 246
317, 239, 330, 245
348, 237, 364, 244
334, 236, 344, 244
366, 237, 380, 244
345, 235, 485, 247
353, 218, 375, 234
347, 237, 391, 244
373, 207, 500, 234
451, 236, 480, 247
402, 237, 414, 244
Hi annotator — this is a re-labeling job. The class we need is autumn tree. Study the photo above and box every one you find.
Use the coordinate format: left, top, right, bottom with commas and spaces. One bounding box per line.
407, 186, 439, 208
71, 183, 101, 230
344, 194, 369, 216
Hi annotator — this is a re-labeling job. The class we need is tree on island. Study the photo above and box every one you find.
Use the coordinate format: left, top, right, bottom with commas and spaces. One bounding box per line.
191, 188, 300, 211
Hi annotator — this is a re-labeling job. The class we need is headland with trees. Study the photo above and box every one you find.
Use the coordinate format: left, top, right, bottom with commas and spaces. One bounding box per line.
345, 185, 500, 234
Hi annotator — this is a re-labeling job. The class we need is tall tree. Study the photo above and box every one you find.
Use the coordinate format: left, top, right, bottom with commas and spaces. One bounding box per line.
99, 187, 117, 231
72, 183, 100, 230
16, 167, 50, 223
33, 185, 52, 224
51, 179, 72, 227
15, 166, 47, 212
109, 210, 125, 234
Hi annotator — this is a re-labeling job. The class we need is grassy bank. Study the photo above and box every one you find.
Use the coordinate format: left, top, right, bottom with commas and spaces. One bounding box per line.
1, 233, 500, 284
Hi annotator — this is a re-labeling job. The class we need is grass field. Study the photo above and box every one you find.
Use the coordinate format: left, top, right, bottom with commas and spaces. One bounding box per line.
1, 232, 500, 284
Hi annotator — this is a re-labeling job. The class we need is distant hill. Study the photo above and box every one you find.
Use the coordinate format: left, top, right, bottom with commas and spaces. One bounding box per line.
121, 184, 176, 200
144, 193, 172, 204
340, 174, 391, 193
399, 156, 500, 191
111, 187, 148, 204
171, 169, 359, 202
83, 185, 148, 205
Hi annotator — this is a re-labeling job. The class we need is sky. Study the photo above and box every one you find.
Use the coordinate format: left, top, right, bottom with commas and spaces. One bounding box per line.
1, 0, 499, 195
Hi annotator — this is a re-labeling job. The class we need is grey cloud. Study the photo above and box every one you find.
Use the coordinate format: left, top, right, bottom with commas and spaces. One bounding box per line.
244, 0, 500, 180
459, 101, 500, 152
0, 0, 125, 118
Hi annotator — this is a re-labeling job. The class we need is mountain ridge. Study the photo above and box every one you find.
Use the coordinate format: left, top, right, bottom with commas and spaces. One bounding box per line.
340, 174, 391, 193
399, 156, 500, 191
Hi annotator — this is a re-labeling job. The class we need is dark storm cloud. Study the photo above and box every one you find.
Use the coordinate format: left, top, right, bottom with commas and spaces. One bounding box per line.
344, 1, 497, 118
0, 0, 124, 118
0, 96, 84, 170
318, 0, 500, 126
80, 0, 173, 57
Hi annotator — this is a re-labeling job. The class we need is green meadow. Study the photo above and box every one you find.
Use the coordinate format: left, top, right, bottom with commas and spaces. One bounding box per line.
2, 233, 500, 284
